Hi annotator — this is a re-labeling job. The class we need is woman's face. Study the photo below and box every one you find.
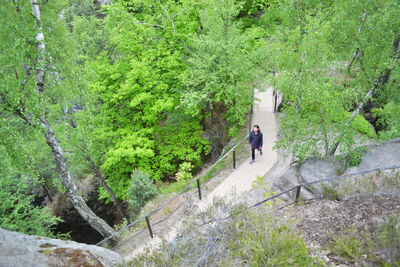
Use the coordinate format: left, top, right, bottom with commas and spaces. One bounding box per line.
253, 127, 258, 132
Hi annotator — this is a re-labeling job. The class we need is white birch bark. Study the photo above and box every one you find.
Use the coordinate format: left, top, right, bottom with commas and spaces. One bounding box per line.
30, 0, 115, 238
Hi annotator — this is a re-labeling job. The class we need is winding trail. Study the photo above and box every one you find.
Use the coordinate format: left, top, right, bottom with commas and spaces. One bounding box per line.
198, 87, 278, 210
123, 87, 278, 260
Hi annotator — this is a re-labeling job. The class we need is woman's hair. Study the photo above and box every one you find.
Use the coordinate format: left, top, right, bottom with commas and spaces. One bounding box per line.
253, 124, 260, 131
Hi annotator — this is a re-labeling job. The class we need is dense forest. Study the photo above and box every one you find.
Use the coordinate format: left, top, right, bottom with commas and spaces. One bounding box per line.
1, 0, 399, 242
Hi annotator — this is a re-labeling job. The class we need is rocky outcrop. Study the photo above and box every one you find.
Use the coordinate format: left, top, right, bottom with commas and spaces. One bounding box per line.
345, 138, 400, 173
264, 138, 400, 202
0, 228, 123, 267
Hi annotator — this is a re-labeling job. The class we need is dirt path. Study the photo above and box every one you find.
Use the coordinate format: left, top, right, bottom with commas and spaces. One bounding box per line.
122, 87, 278, 261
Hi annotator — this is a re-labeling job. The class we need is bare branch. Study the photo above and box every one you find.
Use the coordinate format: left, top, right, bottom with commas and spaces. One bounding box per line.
171, 8, 187, 19
129, 21, 171, 33
158, 0, 176, 32
150, 36, 177, 50
346, 10, 368, 72
40, 0, 48, 11
20, 66, 32, 92
13, 0, 21, 12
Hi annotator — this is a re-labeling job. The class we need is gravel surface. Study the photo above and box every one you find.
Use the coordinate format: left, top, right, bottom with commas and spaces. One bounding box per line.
291, 194, 400, 266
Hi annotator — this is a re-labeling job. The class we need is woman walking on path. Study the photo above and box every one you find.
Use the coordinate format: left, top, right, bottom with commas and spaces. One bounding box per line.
249, 125, 263, 164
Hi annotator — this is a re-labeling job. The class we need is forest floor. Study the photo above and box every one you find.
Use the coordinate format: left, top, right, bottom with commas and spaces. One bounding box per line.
114, 86, 280, 261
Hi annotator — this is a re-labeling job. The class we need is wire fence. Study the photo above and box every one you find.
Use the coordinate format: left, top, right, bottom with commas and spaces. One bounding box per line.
96, 89, 399, 251
96, 133, 251, 246
95, 87, 400, 255
98, 138, 400, 247
250, 164, 400, 208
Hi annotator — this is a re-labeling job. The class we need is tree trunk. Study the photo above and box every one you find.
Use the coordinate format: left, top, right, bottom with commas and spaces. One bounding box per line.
63, 105, 130, 224
40, 119, 115, 238
330, 36, 400, 156
329, 69, 393, 156
346, 10, 368, 72
30, 0, 46, 93
30, 0, 115, 239
86, 154, 131, 223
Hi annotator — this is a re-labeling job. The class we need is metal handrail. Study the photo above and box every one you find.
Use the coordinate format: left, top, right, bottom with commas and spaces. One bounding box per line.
250, 164, 400, 208
96, 133, 250, 246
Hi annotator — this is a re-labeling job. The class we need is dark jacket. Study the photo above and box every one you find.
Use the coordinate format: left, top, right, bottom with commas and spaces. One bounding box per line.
249, 130, 263, 150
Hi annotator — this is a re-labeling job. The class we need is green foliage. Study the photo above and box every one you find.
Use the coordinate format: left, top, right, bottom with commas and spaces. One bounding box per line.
3, 0, 399, 243
346, 113, 377, 138
157, 180, 188, 195
114, 218, 129, 231
0, 168, 61, 237
181, 0, 260, 136
0, 0, 81, 237
335, 170, 400, 197
227, 211, 317, 266
267, 0, 400, 160
322, 186, 341, 201
373, 102, 400, 140
88, 0, 211, 201
331, 227, 364, 262
237, 0, 270, 17
252, 175, 283, 207
175, 162, 193, 182
127, 170, 158, 215
345, 146, 368, 167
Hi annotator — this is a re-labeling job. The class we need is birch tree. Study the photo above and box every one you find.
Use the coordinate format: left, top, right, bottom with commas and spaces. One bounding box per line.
264, 0, 400, 161
0, 0, 115, 238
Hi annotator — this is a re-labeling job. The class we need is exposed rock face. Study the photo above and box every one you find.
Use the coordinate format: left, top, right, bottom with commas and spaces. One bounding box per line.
0, 228, 123, 267
270, 157, 345, 201
270, 138, 400, 201
345, 138, 400, 173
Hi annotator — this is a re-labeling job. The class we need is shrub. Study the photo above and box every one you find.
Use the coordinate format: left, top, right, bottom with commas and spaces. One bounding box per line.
252, 175, 283, 207
126, 198, 320, 266
330, 214, 400, 265
349, 113, 377, 138
175, 162, 193, 182
127, 170, 158, 215
335, 170, 400, 196
0, 177, 61, 237
345, 146, 368, 167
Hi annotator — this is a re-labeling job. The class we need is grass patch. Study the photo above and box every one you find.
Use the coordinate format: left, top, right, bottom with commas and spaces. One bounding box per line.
322, 185, 341, 201
156, 180, 188, 194
330, 214, 400, 266
336, 169, 400, 197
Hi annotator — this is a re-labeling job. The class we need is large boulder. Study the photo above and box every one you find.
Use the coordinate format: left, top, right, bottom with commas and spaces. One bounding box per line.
0, 228, 123, 267
345, 138, 400, 173
258, 138, 400, 202
272, 157, 344, 201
